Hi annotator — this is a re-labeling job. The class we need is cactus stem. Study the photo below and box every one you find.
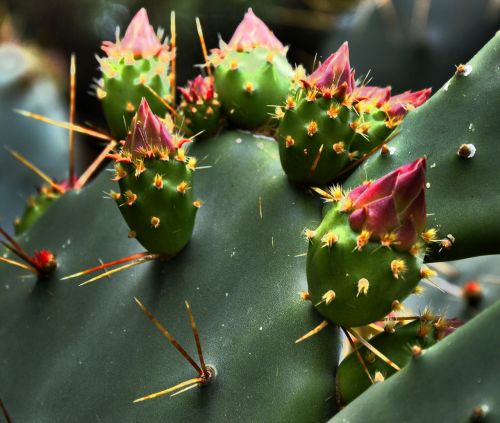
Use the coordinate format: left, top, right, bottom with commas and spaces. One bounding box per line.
195, 17, 212, 78
309, 144, 324, 176
15, 109, 113, 141
295, 320, 329, 344
68, 53, 77, 188
5, 147, 66, 194
346, 327, 401, 371
342, 327, 375, 384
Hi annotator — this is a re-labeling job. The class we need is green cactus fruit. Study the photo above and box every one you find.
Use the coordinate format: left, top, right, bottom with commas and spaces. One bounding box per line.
344, 32, 500, 261
177, 75, 222, 138
0, 130, 339, 421
14, 185, 61, 235
110, 99, 198, 256
97, 8, 172, 140
329, 300, 500, 423
276, 42, 431, 185
211, 8, 294, 130
336, 315, 459, 405
307, 158, 431, 327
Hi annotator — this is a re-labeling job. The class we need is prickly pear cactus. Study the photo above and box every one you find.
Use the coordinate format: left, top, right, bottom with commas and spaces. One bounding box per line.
307, 158, 430, 327
330, 300, 500, 423
14, 184, 62, 235
336, 314, 458, 405
211, 8, 294, 130
0, 131, 339, 421
2, 6, 500, 423
177, 75, 222, 138
110, 99, 199, 256
276, 42, 430, 185
97, 8, 172, 140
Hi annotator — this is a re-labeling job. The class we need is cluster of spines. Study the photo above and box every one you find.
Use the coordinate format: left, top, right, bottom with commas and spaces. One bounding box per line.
276, 85, 398, 184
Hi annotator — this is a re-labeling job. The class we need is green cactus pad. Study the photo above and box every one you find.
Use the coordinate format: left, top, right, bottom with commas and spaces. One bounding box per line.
276, 93, 392, 185
115, 151, 197, 256
99, 56, 171, 140
0, 131, 340, 421
14, 187, 61, 235
307, 203, 423, 327
213, 47, 293, 129
177, 97, 222, 139
344, 32, 500, 261
330, 301, 500, 423
337, 317, 445, 405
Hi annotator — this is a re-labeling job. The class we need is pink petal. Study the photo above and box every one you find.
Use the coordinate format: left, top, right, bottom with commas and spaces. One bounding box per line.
363, 196, 399, 235
353, 170, 399, 208
308, 42, 354, 93
228, 8, 285, 53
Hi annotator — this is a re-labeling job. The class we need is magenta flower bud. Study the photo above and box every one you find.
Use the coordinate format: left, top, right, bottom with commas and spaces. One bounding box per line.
227, 8, 285, 53
307, 42, 354, 95
347, 158, 427, 250
125, 98, 176, 154
384, 88, 432, 117
101, 8, 167, 58
353, 85, 392, 108
178, 75, 214, 103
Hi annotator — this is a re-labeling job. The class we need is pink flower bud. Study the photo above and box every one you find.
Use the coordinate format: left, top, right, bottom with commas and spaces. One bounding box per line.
101, 8, 167, 58
178, 75, 214, 103
307, 42, 355, 95
384, 88, 432, 117
353, 85, 392, 108
347, 158, 427, 250
125, 98, 175, 154
228, 8, 286, 53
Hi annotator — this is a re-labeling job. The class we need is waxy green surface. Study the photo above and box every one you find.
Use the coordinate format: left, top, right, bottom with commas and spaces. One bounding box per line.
0, 131, 339, 422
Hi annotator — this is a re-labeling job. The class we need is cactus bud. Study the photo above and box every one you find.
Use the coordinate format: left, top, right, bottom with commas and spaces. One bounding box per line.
347, 158, 427, 250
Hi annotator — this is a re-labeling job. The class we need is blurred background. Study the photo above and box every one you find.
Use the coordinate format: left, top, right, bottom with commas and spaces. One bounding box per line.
0, 0, 499, 226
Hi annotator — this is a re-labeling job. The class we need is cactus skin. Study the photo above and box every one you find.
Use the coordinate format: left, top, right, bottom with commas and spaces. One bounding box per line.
276, 43, 430, 185
0, 131, 339, 422
177, 76, 222, 138
337, 317, 457, 405
14, 186, 61, 235
212, 9, 294, 129
344, 32, 500, 261
97, 9, 171, 140
330, 300, 500, 423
